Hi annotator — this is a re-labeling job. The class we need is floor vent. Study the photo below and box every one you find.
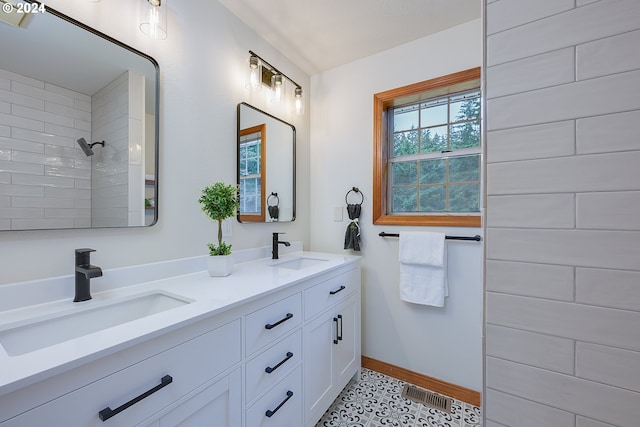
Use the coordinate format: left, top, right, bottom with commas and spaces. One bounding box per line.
401, 384, 453, 413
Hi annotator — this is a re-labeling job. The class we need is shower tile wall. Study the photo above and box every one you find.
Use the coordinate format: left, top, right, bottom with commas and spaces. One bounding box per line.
485, 0, 640, 426
0, 67, 91, 230
91, 71, 131, 228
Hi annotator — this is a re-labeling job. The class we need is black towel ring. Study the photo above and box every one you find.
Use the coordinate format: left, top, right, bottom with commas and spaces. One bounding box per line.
267, 192, 279, 207
345, 187, 364, 206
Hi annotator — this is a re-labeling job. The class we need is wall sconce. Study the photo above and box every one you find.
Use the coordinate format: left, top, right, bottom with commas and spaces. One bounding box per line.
139, 0, 167, 40
247, 51, 304, 115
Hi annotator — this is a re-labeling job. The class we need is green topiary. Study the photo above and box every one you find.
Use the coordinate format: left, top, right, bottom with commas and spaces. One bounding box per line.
198, 182, 239, 256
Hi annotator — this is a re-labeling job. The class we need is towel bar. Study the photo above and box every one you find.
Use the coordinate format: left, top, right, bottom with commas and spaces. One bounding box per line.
378, 232, 482, 241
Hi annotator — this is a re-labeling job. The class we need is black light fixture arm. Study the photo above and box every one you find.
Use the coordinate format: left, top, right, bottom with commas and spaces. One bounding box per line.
249, 50, 302, 90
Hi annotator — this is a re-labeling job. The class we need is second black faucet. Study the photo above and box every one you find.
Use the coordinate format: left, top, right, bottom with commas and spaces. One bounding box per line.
272, 232, 291, 260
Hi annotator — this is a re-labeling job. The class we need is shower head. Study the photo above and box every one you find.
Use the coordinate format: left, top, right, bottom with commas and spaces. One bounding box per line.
76, 138, 105, 156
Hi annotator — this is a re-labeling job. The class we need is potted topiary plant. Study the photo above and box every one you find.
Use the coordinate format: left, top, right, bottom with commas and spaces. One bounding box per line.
198, 181, 239, 277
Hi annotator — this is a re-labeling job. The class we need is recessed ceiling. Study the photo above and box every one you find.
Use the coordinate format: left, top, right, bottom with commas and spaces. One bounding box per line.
217, 0, 481, 75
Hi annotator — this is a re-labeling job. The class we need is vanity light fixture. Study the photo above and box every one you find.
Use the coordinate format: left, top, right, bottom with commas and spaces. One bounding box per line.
139, 0, 167, 40
247, 50, 304, 115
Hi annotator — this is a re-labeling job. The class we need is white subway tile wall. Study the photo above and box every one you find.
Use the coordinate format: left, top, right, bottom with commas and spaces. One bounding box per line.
0, 68, 90, 230
485, 0, 640, 426
91, 71, 129, 227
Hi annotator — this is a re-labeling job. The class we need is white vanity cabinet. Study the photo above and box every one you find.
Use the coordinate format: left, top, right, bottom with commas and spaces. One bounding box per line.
0, 254, 361, 427
0, 318, 242, 427
303, 268, 361, 426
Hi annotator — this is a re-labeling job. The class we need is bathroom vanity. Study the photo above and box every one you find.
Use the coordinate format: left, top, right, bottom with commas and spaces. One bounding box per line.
0, 250, 360, 427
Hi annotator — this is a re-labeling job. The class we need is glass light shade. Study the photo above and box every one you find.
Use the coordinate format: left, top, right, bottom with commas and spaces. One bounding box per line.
140, 0, 167, 40
294, 87, 304, 115
271, 74, 284, 104
247, 56, 261, 90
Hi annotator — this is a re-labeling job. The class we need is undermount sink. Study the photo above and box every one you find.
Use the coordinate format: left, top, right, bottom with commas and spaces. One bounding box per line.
0, 291, 192, 356
271, 257, 328, 270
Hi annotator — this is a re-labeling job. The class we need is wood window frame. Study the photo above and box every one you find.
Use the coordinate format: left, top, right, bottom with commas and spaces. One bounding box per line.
239, 123, 266, 222
373, 67, 481, 227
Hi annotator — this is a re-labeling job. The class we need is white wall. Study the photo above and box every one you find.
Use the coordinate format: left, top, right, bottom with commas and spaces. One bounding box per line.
485, 0, 640, 426
310, 20, 483, 391
0, 0, 310, 284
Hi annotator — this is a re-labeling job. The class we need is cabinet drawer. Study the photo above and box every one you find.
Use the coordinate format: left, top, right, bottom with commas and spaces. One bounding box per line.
246, 366, 302, 427
246, 329, 302, 404
245, 293, 301, 356
304, 268, 359, 320
2, 319, 241, 427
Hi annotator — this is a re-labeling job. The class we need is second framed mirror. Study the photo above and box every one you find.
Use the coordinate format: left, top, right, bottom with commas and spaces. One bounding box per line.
237, 103, 295, 222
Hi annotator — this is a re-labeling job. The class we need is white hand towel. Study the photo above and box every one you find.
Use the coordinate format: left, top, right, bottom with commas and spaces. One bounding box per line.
399, 231, 448, 307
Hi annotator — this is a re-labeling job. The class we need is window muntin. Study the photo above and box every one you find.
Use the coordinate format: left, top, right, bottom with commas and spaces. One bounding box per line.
373, 67, 481, 227
388, 89, 480, 215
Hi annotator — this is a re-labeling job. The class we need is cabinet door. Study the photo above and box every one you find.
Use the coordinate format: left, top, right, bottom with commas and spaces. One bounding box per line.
303, 309, 336, 425
334, 293, 360, 391
146, 368, 241, 427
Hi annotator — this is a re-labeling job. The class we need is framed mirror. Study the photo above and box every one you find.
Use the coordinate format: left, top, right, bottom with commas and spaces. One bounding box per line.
0, 1, 159, 230
237, 103, 295, 222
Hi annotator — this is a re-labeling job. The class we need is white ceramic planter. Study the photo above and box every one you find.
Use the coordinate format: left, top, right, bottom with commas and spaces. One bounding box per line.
207, 254, 234, 277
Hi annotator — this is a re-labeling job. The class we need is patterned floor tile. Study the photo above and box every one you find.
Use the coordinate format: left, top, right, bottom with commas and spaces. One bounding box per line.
315, 368, 482, 427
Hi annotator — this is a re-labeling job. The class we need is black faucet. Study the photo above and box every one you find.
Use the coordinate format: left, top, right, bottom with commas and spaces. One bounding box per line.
74, 248, 102, 302
272, 232, 291, 260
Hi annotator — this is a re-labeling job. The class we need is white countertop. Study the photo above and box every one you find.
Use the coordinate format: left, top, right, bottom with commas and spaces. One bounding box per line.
0, 249, 359, 397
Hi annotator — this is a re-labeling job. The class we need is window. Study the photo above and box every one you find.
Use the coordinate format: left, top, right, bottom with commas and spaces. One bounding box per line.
239, 124, 266, 222
373, 68, 481, 227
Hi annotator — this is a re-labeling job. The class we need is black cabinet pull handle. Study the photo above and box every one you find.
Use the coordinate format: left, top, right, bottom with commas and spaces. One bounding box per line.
265, 390, 294, 418
333, 317, 339, 344
329, 285, 346, 295
99, 375, 173, 421
265, 352, 294, 374
337, 314, 343, 341
265, 312, 293, 330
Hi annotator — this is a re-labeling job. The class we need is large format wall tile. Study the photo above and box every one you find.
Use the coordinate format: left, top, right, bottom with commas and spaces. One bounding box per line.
576, 111, 640, 154
576, 342, 640, 393
487, 70, 640, 130
486, 325, 575, 374
487, 0, 640, 66
485, 260, 574, 301
486, 0, 574, 36
487, 228, 640, 270
576, 268, 640, 312
487, 152, 640, 195
486, 194, 574, 229
486, 292, 640, 351
487, 48, 574, 98
487, 357, 640, 427
576, 191, 640, 230
486, 120, 575, 163
485, 388, 575, 427
577, 29, 640, 80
